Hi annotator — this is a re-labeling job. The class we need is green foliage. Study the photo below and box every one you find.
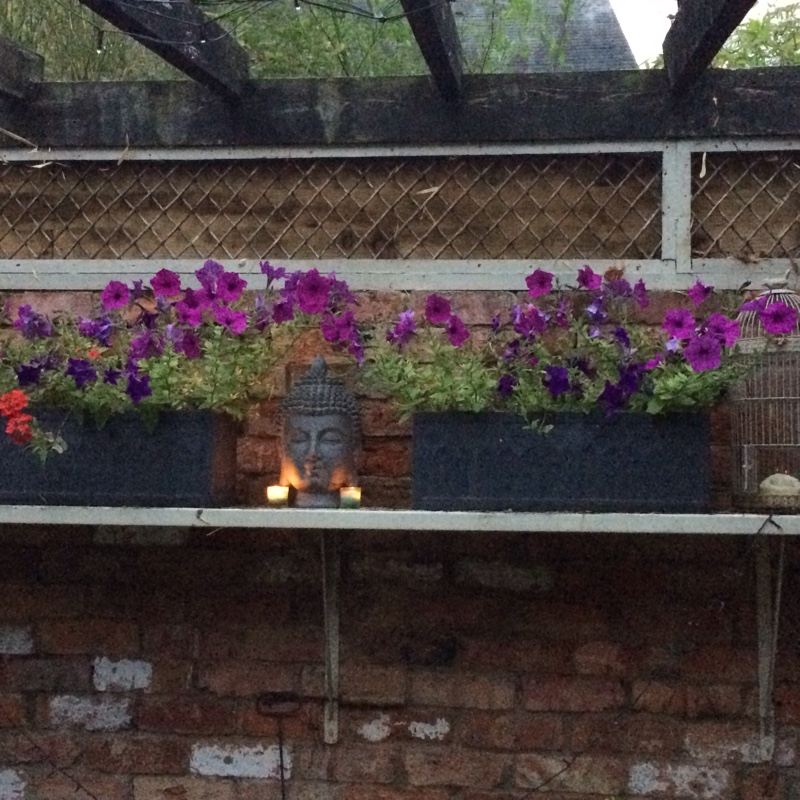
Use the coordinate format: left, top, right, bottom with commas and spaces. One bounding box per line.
714, 2, 800, 68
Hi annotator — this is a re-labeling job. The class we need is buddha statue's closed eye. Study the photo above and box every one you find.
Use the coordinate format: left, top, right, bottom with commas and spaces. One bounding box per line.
279, 356, 360, 508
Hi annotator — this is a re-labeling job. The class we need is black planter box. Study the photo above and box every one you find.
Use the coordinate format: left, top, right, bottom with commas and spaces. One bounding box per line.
0, 411, 239, 507
412, 412, 710, 513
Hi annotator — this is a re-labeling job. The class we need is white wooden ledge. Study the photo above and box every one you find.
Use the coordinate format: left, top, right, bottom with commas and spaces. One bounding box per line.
0, 506, 795, 535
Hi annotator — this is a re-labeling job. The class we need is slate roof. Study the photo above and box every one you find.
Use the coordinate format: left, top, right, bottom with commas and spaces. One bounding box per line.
456, 0, 639, 73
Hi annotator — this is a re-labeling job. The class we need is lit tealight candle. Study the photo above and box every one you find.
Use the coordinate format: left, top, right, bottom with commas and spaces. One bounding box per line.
339, 487, 361, 509
266, 485, 290, 508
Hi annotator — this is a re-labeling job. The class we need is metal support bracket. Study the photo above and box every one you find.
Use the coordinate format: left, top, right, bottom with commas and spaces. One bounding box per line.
321, 532, 341, 744
755, 532, 786, 762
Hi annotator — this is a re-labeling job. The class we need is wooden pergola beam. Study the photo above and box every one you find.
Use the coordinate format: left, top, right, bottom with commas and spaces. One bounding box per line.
0, 35, 43, 100
663, 0, 757, 94
399, 0, 463, 102
77, 0, 249, 101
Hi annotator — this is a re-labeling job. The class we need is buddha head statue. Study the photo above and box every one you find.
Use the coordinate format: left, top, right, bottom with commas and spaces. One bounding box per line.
279, 356, 360, 508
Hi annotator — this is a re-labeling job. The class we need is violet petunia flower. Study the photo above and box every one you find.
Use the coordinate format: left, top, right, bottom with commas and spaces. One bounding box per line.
553, 298, 570, 328
296, 269, 331, 315
386, 309, 416, 349
150, 268, 182, 297
497, 375, 518, 397
425, 294, 452, 324
196, 260, 224, 292
760, 301, 799, 335
662, 308, 696, 339
129, 331, 164, 360
260, 260, 286, 284
328, 274, 358, 310
526, 268, 554, 298
683, 333, 722, 372
321, 310, 358, 345
130, 280, 146, 301
66, 358, 97, 387
598, 380, 628, 416
739, 295, 768, 313
618, 363, 644, 395
103, 368, 123, 385
605, 278, 632, 298
644, 353, 663, 370
174, 331, 201, 359
272, 299, 295, 324
445, 314, 469, 347
687, 280, 713, 306
101, 280, 130, 310
16, 362, 44, 386
576, 265, 602, 291
633, 279, 649, 309
585, 299, 607, 325
13, 305, 54, 339
216, 271, 247, 304
175, 301, 203, 327
543, 365, 570, 397
126, 372, 152, 404
613, 326, 631, 350
78, 316, 113, 346
503, 339, 522, 362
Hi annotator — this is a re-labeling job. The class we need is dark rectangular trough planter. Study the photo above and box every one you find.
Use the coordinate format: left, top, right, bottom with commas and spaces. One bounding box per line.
0, 411, 239, 507
412, 412, 710, 513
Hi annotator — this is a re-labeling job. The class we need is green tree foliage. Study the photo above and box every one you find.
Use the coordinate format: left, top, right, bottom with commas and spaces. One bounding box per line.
713, 1, 800, 67
0, 0, 563, 81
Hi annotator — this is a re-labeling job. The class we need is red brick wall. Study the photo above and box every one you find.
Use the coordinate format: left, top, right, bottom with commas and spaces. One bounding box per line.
0, 527, 797, 799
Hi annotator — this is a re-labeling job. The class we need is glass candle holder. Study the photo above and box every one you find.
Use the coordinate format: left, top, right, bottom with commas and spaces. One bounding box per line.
339, 486, 361, 509
266, 485, 290, 508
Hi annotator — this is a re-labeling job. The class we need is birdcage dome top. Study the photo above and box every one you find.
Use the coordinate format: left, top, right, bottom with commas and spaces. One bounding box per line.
736, 284, 800, 352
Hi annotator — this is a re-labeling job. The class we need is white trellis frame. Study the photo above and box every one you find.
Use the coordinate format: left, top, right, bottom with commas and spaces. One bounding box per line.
0, 137, 797, 292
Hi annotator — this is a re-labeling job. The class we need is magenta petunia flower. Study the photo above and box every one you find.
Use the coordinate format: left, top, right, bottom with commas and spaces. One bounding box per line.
576, 266, 602, 291
644, 353, 663, 370
684, 333, 722, 372
296, 269, 331, 315
662, 308, 696, 339
425, 294, 452, 324
739, 295, 768, 313
150, 268, 182, 297
196, 260, 224, 292
213, 304, 248, 334
543, 365, 569, 397
705, 313, 740, 347
174, 301, 203, 328
526, 268, 554, 298
272, 299, 295, 324
760, 301, 799, 335
216, 271, 247, 304
386, 309, 416, 349
260, 260, 286, 283
445, 314, 469, 347
687, 280, 713, 306
101, 280, 130, 310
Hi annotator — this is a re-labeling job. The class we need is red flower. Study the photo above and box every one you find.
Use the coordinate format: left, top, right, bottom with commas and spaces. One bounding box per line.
5, 413, 32, 444
0, 390, 28, 418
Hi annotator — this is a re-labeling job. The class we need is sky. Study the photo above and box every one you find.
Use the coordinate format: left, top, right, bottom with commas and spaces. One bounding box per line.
609, 0, 795, 66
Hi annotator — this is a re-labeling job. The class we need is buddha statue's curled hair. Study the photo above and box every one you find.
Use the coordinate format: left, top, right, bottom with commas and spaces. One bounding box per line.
280, 356, 361, 440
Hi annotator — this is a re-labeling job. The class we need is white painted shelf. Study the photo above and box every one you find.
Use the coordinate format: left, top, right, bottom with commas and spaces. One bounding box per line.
0, 506, 794, 535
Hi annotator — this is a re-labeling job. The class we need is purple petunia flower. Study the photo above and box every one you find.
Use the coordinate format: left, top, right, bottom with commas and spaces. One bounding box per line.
260, 260, 286, 284
663, 308, 696, 339
13, 305, 54, 339
633, 279, 649, 309
272, 299, 295, 324
605, 278, 632, 298
130, 279, 146, 301
150, 268, 182, 297
598, 380, 628, 416
175, 301, 203, 327
126, 372, 152, 404
576, 265, 602, 291
739, 295, 768, 313
174, 331, 201, 359
425, 294, 452, 324
613, 326, 631, 350
705, 313, 740, 348
543, 365, 570, 397
526, 268, 554, 298
665, 336, 680, 353
321, 310, 358, 345
684, 333, 722, 372
618, 363, 644, 395
553, 298, 570, 328
760, 301, 799, 335
497, 375, 518, 397
585, 299, 607, 325
386, 309, 416, 350
101, 280, 130, 310
78, 316, 113, 347
129, 331, 164, 360
687, 280, 713, 306
503, 339, 521, 362
213, 304, 248, 334
445, 314, 469, 347
16, 362, 43, 386
296, 269, 331, 315
327, 274, 358, 310
196, 260, 224, 292
216, 271, 247, 304
513, 305, 548, 338
103, 368, 123, 385
645, 353, 663, 370
66, 358, 97, 387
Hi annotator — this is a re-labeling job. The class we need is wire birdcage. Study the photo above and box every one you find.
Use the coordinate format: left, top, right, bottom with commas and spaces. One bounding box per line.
731, 283, 800, 511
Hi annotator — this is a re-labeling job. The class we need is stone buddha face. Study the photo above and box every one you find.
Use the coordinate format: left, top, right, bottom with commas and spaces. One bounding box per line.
278, 357, 360, 508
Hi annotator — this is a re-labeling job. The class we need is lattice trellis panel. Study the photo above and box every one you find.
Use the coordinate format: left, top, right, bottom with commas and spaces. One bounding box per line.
0, 155, 661, 261
692, 151, 800, 260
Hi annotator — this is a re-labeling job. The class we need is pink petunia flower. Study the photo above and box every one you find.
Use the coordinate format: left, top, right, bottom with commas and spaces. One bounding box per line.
445, 314, 469, 347
101, 280, 130, 310
526, 268, 554, 298
687, 280, 713, 306
760, 301, 799, 335
425, 294, 452, 324
662, 308, 696, 339
150, 268, 182, 297
296, 269, 330, 315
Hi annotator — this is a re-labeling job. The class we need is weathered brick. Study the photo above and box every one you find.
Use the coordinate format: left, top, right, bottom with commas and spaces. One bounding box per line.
361, 439, 411, 479
5, 292, 95, 320
0, 731, 82, 767
137, 695, 238, 736
4, 658, 91, 693
0, 584, 85, 621
573, 641, 629, 676
454, 560, 553, 593
28, 773, 130, 800
684, 721, 771, 763
0, 626, 34, 655
133, 775, 235, 800
360, 399, 411, 438
627, 761, 732, 799
196, 661, 297, 698
93, 656, 152, 691
516, 752, 627, 795
455, 711, 564, 752
82, 735, 189, 774
239, 780, 345, 800
202, 625, 322, 662
0, 769, 24, 800
344, 788, 449, 800
349, 711, 452, 744
294, 742, 399, 784
404, 745, 509, 789
633, 680, 743, 718
190, 743, 289, 778
0, 695, 26, 728
341, 665, 407, 707
237, 436, 280, 474
522, 676, 625, 712
38, 619, 139, 656
567, 713, 684, 755
410, 671, 515, 710
49, 694, 132, 731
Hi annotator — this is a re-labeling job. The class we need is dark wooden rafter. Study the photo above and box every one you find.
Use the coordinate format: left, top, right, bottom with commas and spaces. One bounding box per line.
0, 35, 43, 100
77, 0, 249, 101
399, 0, 463, 102
663, 0, 757, 94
